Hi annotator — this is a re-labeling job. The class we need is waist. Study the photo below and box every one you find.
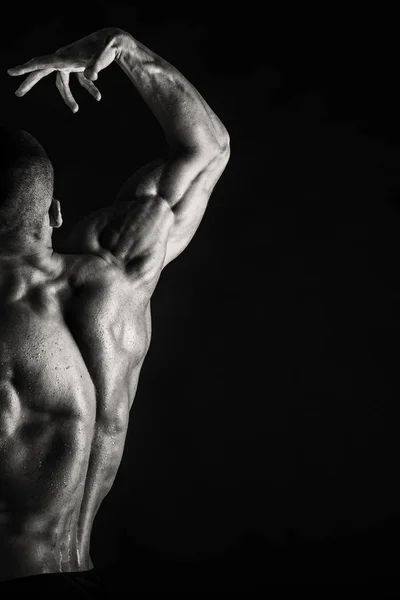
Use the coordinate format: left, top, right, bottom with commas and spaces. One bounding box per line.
0, 412, 92, 507
0, 523, 92, 582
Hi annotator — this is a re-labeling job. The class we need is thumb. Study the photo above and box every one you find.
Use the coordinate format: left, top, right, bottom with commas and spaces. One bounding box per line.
83, 46, 117, 81
84, 67, 98, 81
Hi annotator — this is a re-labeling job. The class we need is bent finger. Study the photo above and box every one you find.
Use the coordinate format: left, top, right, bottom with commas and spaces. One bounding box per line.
56, 72, 79, 113
83, 45, 118, 81
76, 73, 101, 101
15, 68, 54, 96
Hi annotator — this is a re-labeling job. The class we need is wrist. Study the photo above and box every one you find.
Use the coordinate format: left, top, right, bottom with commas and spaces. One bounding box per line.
112, 30, 138, 62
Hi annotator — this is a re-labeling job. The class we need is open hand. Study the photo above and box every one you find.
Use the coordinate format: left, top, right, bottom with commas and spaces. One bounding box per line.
7, 27, 123, 113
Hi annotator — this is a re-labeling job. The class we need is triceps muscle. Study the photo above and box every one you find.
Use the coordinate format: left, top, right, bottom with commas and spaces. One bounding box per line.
98, 196, 175, 279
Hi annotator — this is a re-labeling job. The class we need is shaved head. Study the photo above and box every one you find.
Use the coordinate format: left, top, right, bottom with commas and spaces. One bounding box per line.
0, 127, 54, 247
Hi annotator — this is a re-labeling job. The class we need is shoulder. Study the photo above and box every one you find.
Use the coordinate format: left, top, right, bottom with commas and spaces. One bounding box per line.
59, 252, 125, 292
57, 250, 154, 304
60, 199, 173, 288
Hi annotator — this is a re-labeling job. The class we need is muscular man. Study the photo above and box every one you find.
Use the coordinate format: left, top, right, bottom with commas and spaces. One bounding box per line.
1, 27, 229, 592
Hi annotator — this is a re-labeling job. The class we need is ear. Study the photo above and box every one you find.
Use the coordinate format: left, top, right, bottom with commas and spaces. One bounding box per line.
49, 198, 63, 228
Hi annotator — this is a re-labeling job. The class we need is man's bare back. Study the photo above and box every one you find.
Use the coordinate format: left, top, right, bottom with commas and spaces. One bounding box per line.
0, 250, 150, 580
1, 26, 229, 585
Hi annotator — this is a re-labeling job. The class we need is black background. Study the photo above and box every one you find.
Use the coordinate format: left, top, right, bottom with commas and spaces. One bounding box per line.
1, 2, 400, 592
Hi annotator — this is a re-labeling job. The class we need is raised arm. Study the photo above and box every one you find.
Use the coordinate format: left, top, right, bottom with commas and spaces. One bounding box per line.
8, 28, 230, 279
110, 30, 230, 265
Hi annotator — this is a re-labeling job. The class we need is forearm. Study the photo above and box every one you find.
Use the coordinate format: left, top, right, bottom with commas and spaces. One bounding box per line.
114, 31, 229, 155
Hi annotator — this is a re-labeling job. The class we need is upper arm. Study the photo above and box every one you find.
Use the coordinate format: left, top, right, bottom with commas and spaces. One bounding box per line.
114, 143, 230, 264
65, 144, 230, 288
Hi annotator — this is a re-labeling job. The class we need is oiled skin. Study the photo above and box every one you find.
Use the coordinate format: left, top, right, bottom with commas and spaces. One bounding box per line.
0, 251, 149, 581
2, 27, 230, 582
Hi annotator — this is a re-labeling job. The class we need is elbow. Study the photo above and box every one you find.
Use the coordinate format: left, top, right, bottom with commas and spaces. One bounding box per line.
221, 133, 230, 160
216, 126, 230, 155
203, 123, 230, 158
211, 130, 230, 161
216, 132, 230, 166
191, 129, 230, 166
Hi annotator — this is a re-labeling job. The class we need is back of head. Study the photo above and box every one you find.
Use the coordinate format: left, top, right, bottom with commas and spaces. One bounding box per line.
0, 127, 54, 247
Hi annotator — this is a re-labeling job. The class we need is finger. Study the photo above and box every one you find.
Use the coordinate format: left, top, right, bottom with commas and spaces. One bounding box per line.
76, 73, 101, 101
8, 55, 61, 76
83, 67, 98, 82
14, 68, 54, 96
56, 72, 79, 113
83, 45, 118, 81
